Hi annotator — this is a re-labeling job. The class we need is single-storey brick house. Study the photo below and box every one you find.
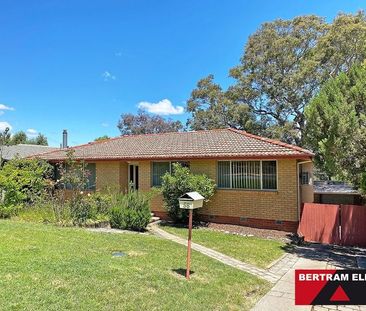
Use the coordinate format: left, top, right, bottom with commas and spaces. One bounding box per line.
36, 128, 314, 232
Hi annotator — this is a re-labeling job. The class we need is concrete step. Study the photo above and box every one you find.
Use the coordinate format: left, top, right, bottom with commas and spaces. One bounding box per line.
150, 216, 160, 222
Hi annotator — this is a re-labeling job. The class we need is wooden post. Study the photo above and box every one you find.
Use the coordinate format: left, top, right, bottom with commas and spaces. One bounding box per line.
186, 209, 193, 280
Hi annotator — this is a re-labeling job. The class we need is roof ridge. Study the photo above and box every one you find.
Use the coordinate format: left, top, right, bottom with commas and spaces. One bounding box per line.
116, 128, 228, 139
14, 144, 57, 148
227, 128, 314, 155
39, 129, 231, 153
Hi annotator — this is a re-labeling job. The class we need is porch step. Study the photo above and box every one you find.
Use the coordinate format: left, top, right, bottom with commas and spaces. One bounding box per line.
150, 216, 160, 222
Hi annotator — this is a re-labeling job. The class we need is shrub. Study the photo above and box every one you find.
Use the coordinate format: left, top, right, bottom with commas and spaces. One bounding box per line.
55, 150, 91, 196
0, 204, 21, 218
160, 163, 216, 222
69, 194, 96, 226
110, 191, 151, 231
0, 158, 53, 218
86, 192, 113, 215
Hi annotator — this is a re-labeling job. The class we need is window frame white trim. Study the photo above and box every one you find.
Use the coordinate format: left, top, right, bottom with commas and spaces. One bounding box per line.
217, 159, 278, 191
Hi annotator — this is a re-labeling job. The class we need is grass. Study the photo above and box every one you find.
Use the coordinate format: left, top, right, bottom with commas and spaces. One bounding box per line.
0, 220, 270, 311
160, 224, 286, 269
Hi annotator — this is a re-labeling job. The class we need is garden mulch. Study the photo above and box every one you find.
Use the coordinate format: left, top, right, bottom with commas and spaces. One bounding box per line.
168, 221, 294, 242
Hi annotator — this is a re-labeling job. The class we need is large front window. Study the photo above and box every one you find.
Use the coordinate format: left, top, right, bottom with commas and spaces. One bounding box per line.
217, 160, 277, 190
151, 161, 189, 187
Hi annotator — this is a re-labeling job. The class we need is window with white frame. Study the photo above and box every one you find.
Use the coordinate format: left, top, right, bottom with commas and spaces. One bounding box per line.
217, 160, 277, 190
151, 161, 190, 187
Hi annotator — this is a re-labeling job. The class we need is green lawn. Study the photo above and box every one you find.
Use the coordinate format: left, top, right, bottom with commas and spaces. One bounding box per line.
160, 225, 286, 269
0, 221, 270, 311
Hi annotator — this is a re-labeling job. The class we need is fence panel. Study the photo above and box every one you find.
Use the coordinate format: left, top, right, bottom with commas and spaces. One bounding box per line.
298, 203, 340, 244
341, 204, 366, 247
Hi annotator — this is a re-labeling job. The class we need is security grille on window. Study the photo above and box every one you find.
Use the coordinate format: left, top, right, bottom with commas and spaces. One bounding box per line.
151, 161, 190, 187
301, 172, 310, 185
218, 160, 277, 190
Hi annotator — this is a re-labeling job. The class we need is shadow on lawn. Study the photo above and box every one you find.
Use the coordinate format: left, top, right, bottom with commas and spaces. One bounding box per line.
172, 268, 195, 277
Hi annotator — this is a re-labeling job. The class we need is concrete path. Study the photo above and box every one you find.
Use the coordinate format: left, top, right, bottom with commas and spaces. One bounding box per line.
150, 225, 366, 311
150, 225, 297, 283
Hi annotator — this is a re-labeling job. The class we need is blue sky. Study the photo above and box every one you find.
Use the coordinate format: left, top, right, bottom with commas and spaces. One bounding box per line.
0, 0, 365, 146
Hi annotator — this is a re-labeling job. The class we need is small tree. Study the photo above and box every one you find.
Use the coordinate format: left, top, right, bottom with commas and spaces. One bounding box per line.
10, 131, 27, 145
27, 133, 48, 146
55, 150, 93, 225
0, 127, 11, 166
117, 109, 183, 135
160, 163, 216, 222
57, 150, 90, 194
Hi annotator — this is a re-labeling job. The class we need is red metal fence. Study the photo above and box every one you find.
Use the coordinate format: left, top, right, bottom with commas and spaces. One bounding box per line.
298, 203, 366, 247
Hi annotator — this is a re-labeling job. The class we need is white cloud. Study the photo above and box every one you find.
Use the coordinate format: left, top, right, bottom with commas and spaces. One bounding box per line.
101, 122, 109, 127
0, 104, 14, 111
138, 99, 184, 115
102, 71, 116, 81
0, 121, 12, 131
26, 128, 38, 138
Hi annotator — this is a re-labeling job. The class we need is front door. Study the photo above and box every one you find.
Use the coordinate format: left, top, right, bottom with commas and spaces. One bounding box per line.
128, 164, 139, 190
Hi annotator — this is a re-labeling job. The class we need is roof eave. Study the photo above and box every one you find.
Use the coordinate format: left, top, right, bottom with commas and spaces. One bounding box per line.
43, 153, 313, 163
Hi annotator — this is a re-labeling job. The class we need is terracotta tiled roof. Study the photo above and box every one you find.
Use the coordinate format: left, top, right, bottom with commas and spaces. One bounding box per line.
34, 128, 313, 161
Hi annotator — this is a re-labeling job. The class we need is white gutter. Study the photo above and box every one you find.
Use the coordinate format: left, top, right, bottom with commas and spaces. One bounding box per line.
296, 160, 312, 222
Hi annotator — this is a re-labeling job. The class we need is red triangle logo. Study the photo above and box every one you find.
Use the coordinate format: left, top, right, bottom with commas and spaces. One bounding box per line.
330, 285, 350, 302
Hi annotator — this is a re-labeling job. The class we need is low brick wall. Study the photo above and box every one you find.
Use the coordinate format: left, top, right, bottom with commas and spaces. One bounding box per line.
152, 210, 298, 232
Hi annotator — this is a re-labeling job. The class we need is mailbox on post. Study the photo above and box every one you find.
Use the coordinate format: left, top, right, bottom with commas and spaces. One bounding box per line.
178, 192, 204, 210
178, 191, 205, 280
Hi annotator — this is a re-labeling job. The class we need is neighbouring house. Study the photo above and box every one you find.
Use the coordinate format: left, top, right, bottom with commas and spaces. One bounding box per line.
34, 128, 314, 232
313, 181, 363, 205
1, 144, 58, 162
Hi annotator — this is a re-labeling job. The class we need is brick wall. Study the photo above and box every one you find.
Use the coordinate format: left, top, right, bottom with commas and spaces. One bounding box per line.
95, 161, 121, 191
140, 159, 299, 221
94, 158, 301, 231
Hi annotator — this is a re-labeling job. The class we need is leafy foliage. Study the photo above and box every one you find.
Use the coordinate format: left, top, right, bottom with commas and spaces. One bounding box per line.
56, 150, 91, 193
110, 190, 151, 231
27, 133, 48, 146
117, 109, 183, 135
304, 65, 366, 186
160, 163, 216, 222
0, 127, 11, 165
188, 12, 366, 145
0, 158, 53, 218
11, 131, 27, 145
0, 158, 53, 207
187, 75, 261, 133
94, 135, 110, 141
10, 131, 48, 146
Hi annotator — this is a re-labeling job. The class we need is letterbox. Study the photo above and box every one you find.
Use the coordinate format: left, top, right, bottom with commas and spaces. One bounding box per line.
178, 192, 205, 210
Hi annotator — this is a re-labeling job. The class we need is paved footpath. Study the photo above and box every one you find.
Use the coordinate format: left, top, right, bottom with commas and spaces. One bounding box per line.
150, 225, 365, 311
150, 225, 297, 283
251, 245, 365, 311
